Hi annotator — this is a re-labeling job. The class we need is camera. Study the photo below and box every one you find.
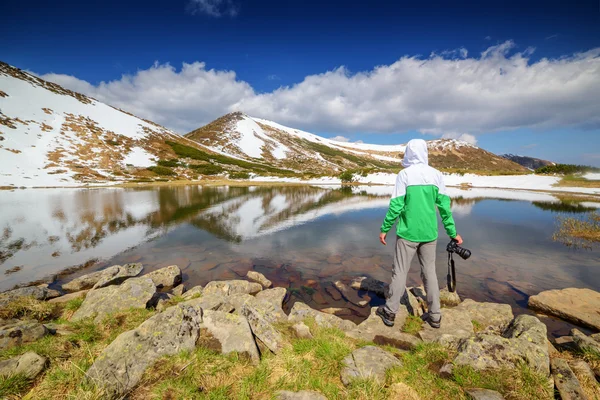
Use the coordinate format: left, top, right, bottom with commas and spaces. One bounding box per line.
446, 239, 471, 260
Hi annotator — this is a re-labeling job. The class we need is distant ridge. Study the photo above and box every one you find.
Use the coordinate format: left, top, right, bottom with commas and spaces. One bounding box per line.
500, 154, 555, 171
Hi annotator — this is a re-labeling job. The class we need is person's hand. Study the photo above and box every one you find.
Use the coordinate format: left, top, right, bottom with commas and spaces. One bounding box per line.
379, 232, 387, 246
453, 234, 463, 245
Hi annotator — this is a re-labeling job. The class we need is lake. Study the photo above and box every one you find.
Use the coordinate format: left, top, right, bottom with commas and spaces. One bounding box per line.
1, 184, 599, 336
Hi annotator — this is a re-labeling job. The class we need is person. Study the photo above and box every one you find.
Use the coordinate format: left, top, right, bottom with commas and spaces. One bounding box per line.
377, 139, 463, 329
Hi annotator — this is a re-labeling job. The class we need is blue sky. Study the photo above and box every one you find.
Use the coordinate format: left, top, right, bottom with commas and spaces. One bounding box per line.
2, 0, 600, 165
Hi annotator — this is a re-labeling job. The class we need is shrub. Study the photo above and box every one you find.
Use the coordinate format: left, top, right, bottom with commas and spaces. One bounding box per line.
157, 159, 180, 168
188, 163, 224, 175
146, 166, 176, 176
535, 164, 600, 175
339, 170, 355, 183
229, 171, 250, 180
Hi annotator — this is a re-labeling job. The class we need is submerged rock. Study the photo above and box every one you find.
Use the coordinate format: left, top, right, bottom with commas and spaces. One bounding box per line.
324, 285, 342, 301
71, 277, 156, 323
346, 307, 420, 350
455, 299, 513, 333
0, 319, 48, 350
145, 265, 182, 288
288, 302, 356, 332
203, 280, 262, 296
86, 304, 203, 399
0, 351, 47, 379
333, 281, 370, 307
340, 346, 402, 386
551, 358, 587, 400
529, 288, 600, 330
246, 271, 272, 289
349, 276, 388, 297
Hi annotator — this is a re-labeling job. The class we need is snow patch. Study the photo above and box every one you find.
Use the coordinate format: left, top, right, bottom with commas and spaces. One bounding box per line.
122, 147, 155, 167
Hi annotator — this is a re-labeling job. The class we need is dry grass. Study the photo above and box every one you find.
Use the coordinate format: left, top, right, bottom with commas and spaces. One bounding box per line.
553, 212, 600, 249
0, 296, 62, 321
555, 175, 600, 188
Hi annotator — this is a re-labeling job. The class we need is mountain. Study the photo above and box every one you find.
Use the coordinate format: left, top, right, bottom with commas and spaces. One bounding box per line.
500, 154, 555, 171
186, 112, 527, 174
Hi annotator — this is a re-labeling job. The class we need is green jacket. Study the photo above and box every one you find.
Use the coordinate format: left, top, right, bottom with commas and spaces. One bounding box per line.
381, 140, 457, 242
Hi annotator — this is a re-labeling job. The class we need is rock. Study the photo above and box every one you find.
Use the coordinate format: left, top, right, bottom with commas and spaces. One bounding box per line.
321, 307, 352, 316
590, 333, 600, 342
275, 390, 327, 400
454, 299, 513, 333
241, 305, 286, 354
403, 290, 423, 317
145, 265, 182, 288
529, 288, 600, 330
199, 310, 260, 364
440, 287, 461, 307
555, 336, 578, 352
547, 339, 560, 359
223, 293, 287, 323
0, 286, 54, 307
439, 363, 454, 379
349, 276, 387, 297
36, 284, 62, 299
333, 281, 370, 307
453, 315, 550, 376
325, 285, 342, 301
43, 322, 73, 336
388, 382, 421, 400
340, 346, 402, 386
86, 304, 203, 398
571, 328, 600, 354
181, 293, 228, 312
154, 293, 174, 312
0, 319, 48, 350
346, 307, 420, 350
311, 291, 328, 305
171, 284, 186, 296
0, 351, 47, 379
246, 271, 272, 289
418, 308, 474, 346
48, 290, 88, 303
465, 388, 505, 400
71, 277, 156, 323
569, 359, 596, 383
255, 287, 287, 307
292, 322, 313, 339
62, 266, 121, 292
92, 263, 143, 289
203, 280, 262, 296
181, 285, 203, 300
551, 358, 587, 400
288, 302, 356, 332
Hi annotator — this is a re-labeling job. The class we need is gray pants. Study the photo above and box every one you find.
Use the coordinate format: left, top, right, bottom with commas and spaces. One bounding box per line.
384, 237, 440, 319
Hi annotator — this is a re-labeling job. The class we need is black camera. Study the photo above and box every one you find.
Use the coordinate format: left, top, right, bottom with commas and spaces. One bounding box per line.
446, 239, 471, 260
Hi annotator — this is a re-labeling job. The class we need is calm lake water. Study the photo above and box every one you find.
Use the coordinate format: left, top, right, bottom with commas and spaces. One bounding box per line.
1, 184, 599, 335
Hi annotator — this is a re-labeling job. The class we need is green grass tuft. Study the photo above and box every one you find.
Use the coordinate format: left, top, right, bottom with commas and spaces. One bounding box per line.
402, 315, 423, 335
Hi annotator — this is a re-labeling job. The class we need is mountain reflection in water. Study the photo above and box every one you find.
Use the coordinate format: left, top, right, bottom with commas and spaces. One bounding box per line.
1, 185, 599, 335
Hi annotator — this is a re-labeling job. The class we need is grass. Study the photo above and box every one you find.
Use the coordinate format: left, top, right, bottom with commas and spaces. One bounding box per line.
229, 171, 250, 180
0, 373, 31, 399
0, 296, 61, 321
553, 211, 600, 249
187, 163, 224, 175
555, 174, 600, 188
402, 315, 423, 335
146, 165, 177, 176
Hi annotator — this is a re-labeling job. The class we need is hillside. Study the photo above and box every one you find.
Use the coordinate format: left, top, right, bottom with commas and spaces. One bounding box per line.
501, 154, 554, 170
186, 112, 527, 174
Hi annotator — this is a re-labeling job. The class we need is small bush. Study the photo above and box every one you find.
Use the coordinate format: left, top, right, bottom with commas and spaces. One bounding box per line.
146, 166, 177, 176
229, 171, 250, 180
339, 170, 355, 183
535, 164, 600, 175
188, 163, 224, 175
105, 139, 120, 146
157, 159, 180, 168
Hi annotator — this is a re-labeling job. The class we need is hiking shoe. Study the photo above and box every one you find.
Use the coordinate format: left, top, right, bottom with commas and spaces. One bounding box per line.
422, 313, 442, 329
376, 306, 395, 327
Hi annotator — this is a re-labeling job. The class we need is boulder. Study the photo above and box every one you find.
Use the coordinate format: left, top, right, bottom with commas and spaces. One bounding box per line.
388, 382, 421, 400
0, 351, 47, 379
203, 280, 262, 296
92, 263, 143, 289
349, 276, 387, 297
181, 285, 203, 300
403, 290, 424, 317
333, 281, 370, 307
571, 328, 600, 354
453, 315, 550, 376
62, 266, 121, 292
86, 304, 203, 398
241, 305, 287, 354
292, 322, 313, 339
255, 287, 287, 307
275, 390, 327, 400
154, 293, 174, 312
455, 299, 514, 333
246, 271, 272, 289
465, 388, 505, 400
551, 358, 587, 400
145, 265, 182, 288
0, 319, 48, 350
440, 287, 461, 307
48, 290, 88, 304
418, 308, 474, 346
529, 288, 600, 330
171, 284, 186, 296
438, 363, 454, 378
222, 293, 287, 323
71, 277, 156, 323
346, 307, 420, 350
288, 302, 356, 332
199, 310, 260, 364
0, 286, 54, 307
340, 346, 402, 386
181, 293, 228, 312
311, 291, 328, 305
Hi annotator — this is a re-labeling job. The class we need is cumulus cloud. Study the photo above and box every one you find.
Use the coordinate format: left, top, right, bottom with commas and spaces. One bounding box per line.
187, 0, 239, 17
39, 41, 600, 140
330, 135, 350, 142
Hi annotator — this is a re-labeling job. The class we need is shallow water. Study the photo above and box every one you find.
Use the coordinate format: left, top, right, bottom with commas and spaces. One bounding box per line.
1, 185, 599, 335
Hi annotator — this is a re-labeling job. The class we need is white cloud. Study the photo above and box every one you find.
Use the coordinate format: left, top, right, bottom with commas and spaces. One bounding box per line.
330, 135, 350, 142
39, 41, 600, 140
440, 133, 478, 145
187, 0, 239, 17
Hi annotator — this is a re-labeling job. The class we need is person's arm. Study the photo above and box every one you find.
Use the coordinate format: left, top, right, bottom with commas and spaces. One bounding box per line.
435, 176, 458, 240
379, 174, 406, 245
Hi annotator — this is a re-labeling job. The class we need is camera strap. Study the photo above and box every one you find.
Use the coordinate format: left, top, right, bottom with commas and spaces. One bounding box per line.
447, 252, 456, 293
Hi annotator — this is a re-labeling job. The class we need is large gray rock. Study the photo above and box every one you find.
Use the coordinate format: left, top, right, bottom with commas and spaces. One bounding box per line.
0, 319, 48, 350
350, 276, 387, 297
571, 328, 600, 354
292, 322, 313, 339
276, 390, 327, 400
0, 351, 47, 379
203, 280, 262, 296
333, 281, 370, 307
199, 310, 260, 364
529, 288, 600, 330
453, 315, 550, 376
255, 287, 287, 307
223, 293, 287, 323
71, 277, 156, 323
551, 358, 587, 400
62, 264, 143, 292
418, 308, 474, 346
0, 286, 54, 307
92, 263, 143, 289
48, 290, 89, 304
340, 346, 402, 386
455, 299, 514, 333
145, 265, 182, 288
246, 271, 272, 289
241, 305, 287, 354
181, 285, 203, 300
346, 307, 420, 350
86, 304, 203, 399
288, 302, 356, 332
180, 293, 228, 312
466, 388, 505, 400
171, 284, 186, 296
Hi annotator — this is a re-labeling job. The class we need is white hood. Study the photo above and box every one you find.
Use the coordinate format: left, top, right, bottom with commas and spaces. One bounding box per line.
402, 139, 429, 167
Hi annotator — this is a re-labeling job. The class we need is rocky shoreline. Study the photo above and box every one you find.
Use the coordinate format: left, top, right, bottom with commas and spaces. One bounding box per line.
0, 263, 599, 399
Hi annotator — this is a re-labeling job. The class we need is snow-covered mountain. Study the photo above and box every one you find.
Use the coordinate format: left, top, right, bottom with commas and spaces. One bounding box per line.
500, 154, 555, 171
186, 112, 526, 174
